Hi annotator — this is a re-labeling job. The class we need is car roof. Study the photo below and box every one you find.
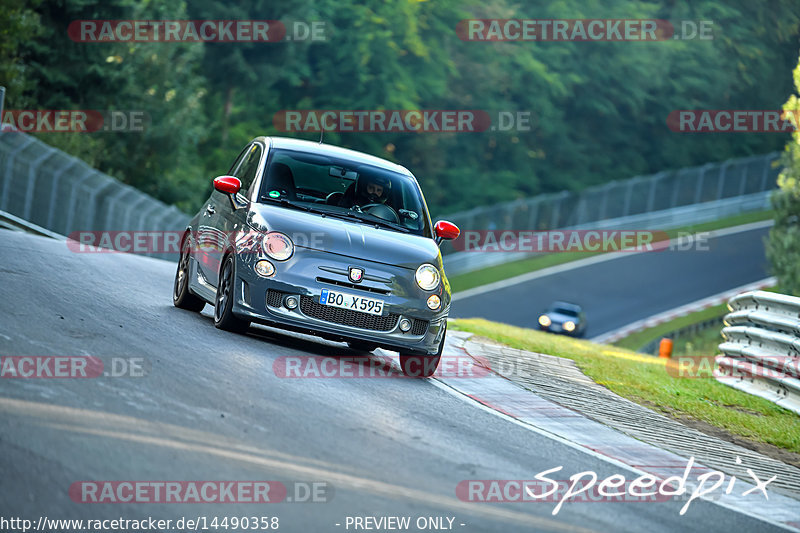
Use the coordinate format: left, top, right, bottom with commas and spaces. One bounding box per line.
257, 136, 414, 178
549, 301, 583, 312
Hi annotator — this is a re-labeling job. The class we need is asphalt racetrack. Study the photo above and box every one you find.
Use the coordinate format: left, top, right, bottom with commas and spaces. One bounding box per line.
0, 229, 786, 532
450, 224, 771, 338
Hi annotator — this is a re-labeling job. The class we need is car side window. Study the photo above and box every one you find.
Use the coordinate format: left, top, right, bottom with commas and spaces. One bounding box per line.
233, 144, 263, 200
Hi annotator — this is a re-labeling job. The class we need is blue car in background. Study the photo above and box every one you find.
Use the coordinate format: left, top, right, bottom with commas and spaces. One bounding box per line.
538, 301, 587, 337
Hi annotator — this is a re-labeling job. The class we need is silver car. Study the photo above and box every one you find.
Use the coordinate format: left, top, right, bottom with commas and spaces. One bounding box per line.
173, 137, 460, 377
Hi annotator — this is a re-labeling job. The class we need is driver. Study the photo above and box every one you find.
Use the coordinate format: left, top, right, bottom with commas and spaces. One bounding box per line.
340, 173, 392, 208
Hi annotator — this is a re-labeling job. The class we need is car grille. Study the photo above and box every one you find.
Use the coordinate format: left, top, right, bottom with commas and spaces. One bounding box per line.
299, 295, 399, 331
411, 318, 429, 336
266, 289, 286, 308
315, 277, 391, 295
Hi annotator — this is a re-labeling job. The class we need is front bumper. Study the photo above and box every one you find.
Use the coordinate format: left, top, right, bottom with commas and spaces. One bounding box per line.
231, 248, 449, 355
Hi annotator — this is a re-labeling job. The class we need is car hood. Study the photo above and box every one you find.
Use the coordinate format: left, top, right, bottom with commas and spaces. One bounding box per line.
246, 204, 441, 270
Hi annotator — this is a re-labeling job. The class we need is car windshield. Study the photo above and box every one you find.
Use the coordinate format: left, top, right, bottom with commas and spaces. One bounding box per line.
257, 148, 432, 237
551, 307, 580, 317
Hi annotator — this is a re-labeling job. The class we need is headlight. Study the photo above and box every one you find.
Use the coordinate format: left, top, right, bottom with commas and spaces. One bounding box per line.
262, 232, 293, 261
426, 294, 441, 310
415, 264, 440, 291
564, 321, 576, 332
538, 315, 551, 327
255, 260, 275, 277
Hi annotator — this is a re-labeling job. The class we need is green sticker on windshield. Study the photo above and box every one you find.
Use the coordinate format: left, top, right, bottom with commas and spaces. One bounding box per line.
269, 190, 280, 198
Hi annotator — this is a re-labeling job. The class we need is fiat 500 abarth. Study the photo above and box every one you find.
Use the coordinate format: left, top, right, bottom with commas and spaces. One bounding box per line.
173, 137, 460, 377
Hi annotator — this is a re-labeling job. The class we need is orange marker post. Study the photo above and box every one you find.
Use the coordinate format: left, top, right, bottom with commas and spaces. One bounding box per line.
659, 338, 674, 359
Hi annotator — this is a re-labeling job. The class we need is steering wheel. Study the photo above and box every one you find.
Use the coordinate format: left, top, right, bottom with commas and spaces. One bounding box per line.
359, 203, 400, 223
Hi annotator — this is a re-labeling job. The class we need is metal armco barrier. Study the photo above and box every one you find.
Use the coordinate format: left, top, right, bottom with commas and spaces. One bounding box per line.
719, 290, 800, 415
0, 129, 189, 259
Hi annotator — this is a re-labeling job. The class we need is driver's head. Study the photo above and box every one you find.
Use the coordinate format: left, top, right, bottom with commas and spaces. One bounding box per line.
356, 174, 391, 205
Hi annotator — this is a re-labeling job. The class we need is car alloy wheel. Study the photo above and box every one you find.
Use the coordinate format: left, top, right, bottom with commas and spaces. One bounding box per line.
399, 323, 446, 378
173, 237, 205, 312
214, 255, 250, 333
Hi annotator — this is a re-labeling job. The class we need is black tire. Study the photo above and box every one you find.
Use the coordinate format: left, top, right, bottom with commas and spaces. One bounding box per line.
399, 323, 446, 378
214, 255, 250, 333
173, 236, 206, 312
347, 341, 379, 353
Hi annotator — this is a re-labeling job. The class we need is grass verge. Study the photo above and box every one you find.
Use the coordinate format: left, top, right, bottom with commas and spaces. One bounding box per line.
450, 317, 799, 453
449, 210, 774, 293
613, 303, 728, 352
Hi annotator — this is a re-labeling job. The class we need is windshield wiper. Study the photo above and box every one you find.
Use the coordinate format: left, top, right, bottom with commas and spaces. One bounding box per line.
261, 197, 332, 216
337, 210, 411, 233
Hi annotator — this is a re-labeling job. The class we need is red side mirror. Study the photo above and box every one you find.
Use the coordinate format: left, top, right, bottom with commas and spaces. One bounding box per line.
434, 220, 460, 241
213, 176, 241, 195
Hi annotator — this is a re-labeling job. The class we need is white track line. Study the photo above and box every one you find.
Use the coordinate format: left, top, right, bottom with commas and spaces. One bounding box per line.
451, 220, 773, 302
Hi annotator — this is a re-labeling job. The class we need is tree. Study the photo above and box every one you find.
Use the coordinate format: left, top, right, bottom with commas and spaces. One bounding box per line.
766, 55, 800, 295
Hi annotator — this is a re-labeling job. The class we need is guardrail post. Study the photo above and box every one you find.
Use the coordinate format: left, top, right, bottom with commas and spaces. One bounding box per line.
759, 154, 776, 191
693, 164, 712, 204
737, 160, 749, 196
62, 168, 96, 235
23, 145, 58, 220
46, 159, 79, 230
715, 161, 731, 200
1, 136, 36, 211
646, 172, 665, 212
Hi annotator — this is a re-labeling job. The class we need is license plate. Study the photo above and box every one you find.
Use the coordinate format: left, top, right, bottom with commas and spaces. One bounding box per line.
320, 289, 384, 316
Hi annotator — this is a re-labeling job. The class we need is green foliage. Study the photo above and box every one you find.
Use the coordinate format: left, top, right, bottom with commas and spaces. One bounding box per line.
4, 0, 800, 218
767, 57, 800, 295
0, 0, 42, 102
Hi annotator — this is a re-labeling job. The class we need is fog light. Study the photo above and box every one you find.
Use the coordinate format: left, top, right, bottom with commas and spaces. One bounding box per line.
285, 296, 298, 309
399, 318, 412, 332
426, 294, 441, 310
255, 260, 275, 277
